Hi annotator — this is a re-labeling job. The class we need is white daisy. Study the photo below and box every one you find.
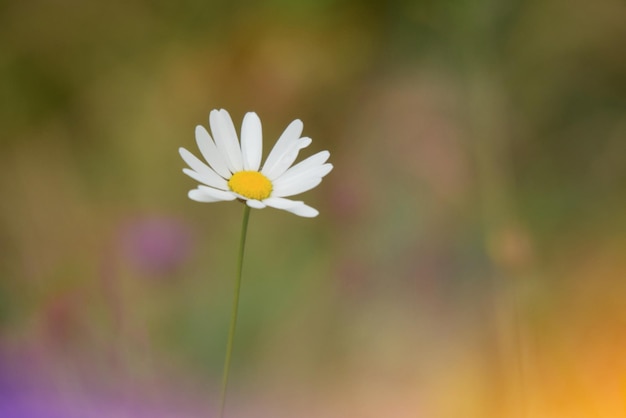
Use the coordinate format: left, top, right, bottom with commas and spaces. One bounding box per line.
180, 109, 333, 217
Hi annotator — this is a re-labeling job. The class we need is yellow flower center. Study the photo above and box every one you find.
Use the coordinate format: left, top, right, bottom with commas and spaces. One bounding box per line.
228, 171, 273, 200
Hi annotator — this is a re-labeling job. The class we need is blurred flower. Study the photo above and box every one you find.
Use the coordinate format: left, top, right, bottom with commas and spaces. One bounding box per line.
179, 109, 332, 217
120, 215, 192, 276
0, 349, 211, 418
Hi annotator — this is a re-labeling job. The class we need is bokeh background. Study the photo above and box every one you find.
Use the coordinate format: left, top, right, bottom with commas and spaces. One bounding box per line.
1, 0, 625, 417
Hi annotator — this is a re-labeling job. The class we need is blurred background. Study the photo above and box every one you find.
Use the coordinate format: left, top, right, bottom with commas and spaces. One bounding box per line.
1, 0, 625, 417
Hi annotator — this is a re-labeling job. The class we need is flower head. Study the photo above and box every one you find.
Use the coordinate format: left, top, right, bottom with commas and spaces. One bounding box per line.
180, 109, 332, 217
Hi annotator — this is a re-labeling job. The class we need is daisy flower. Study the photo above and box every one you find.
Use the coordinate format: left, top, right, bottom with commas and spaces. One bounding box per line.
179, 109, 332, 217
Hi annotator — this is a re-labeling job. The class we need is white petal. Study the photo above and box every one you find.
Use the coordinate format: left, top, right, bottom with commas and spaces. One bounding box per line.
273, 164, 332, 192
272, 176, 322, 198
182, 168, 228, 190
287, 204, 319, 218
265, 137, 312, 180
198, 185, 237, 201
240, 112, 262, 171
210, 109, 243, 172
179, 147, 228, 189
273, 151, 331, 184
262, 196, 300, 209
261, 119, 304, 177
189, 189, 220, 202
264, 197, 319, 217
246, 199, 266, 209
195, 125, 231, 178
188, 187, 236, 202
273, 163, 332, 186
262, 137, 312, 180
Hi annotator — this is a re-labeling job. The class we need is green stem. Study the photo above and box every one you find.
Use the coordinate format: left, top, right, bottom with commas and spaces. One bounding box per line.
219, 204, 251, 418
